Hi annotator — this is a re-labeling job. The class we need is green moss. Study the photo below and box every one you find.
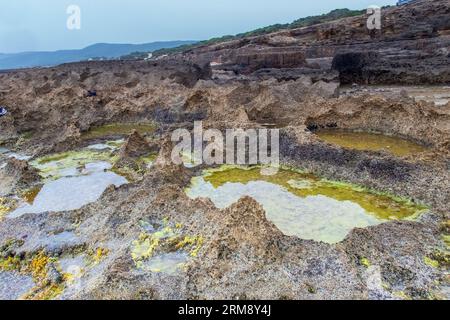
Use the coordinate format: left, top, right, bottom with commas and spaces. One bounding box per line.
305, 283, 317, 294
0, 256, 22, 271
131, 220, 203, 270
359, 257, 371, 268
32, 149, 119, 180
137, 153, 157, 167
423, 256, 440, 268
442, 235, 450, 248
0, 250, 66, 300
201, 166, 426, 221
393, 291, 411, 300
316, 130, 428, 157
91, 247, 109, 265
175, 235, 204, 257
429, 250, 450, 269
0, 197, 17, 220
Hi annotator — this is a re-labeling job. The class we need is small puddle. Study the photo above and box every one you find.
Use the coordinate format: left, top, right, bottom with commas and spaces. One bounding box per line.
8, 144, 128, 218
185, 166, 426, 244
316, 130, 428, 157
143, 252, 189, 275
131, 220, 203, 274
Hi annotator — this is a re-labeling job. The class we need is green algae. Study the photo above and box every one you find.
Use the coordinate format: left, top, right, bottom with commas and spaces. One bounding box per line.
0, 197, 16, 220
360, 257, 371, 268
131, 220, 203, 273
32, 149, 119, 180
443, 234, 450, 248
423, 256, 440, 269
6, 145, 128, 217
111, 152, 157, 182
0, 199, 10, 219
0, 249, 65, 300
21, 186, 43, 204
82, 123, 156, 140
316, 130, 428, 157
186, 166, 427, 244
138, 153, 158, 167
200, 166, 426, 221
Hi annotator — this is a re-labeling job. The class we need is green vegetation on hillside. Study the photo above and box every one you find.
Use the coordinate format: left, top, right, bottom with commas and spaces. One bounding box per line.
151, 8, 365, 57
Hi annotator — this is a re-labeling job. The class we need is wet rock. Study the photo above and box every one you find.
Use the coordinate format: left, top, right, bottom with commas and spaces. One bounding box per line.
46, 262, 63, 284
0, 158, 40, 195
152, 137, 190, 185
119, 130, 154, 159
52, 122, 82, 152
202, 197, 284, 262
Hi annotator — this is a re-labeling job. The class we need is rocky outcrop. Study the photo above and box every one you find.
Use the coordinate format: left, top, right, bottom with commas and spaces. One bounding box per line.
332, 51, 380, 84
234, 49, 306, 74
175, 0, 450, 84
113, 130, 158, 175
119, 130, 154, 159
0, 158, 40, 195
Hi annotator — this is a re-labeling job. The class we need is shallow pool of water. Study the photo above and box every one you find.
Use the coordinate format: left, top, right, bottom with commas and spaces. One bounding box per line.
316, 130, 428, 157
142, 252, 189, 275
7, 145, 128, 217
186, 167, 426, 244
9, 164, 127, 217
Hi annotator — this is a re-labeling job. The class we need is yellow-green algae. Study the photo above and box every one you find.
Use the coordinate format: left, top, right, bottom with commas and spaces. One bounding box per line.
111, 152, 158, 182
82, 123, 156, 140
32, 149, 119, 179
86, 247, 109, 266
316, 130, 428, 157
0, 240, 113, 300
186, 166, 427, 244
0, 249, 66, 300
0, 197, 16, 220
360, 257, 371, 268
21, 186, 43, 204
423, 257, 440, 268
199, 166, 426, 221
131, 220, 203, 273
7, 146, 128, 217
0, 198, 11, 219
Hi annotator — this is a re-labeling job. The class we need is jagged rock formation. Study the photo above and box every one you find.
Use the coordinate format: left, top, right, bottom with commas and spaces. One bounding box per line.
0, 158, 40, 196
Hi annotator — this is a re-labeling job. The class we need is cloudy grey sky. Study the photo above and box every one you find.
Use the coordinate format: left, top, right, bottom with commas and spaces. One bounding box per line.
0, 0, 395, 53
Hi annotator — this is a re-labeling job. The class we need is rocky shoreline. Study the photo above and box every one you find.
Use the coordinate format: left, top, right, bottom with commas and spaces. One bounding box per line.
0, 0, 448, 300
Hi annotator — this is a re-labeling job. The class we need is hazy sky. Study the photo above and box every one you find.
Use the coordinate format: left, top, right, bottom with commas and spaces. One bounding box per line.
0, 0, 395, 53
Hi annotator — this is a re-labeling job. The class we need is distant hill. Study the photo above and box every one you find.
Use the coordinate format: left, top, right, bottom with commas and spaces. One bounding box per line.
0, 41, 197, 70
